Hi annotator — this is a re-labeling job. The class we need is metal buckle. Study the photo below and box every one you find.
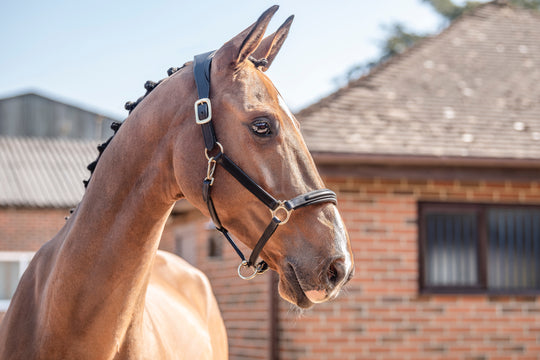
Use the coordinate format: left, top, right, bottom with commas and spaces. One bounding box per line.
194, 98, 212, 124
270, 201, 292, 225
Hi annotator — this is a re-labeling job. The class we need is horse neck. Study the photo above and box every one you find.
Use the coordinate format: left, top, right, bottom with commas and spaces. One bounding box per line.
39, 77, 192, 354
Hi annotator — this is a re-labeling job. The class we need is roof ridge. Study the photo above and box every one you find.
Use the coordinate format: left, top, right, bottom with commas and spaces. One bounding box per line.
296, 1, 540, 162
296, 0, 517, 119
0, 91, 121, 122
0, 135, 97, 145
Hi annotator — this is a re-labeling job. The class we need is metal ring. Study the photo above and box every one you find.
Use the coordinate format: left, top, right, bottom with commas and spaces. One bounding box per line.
205, 141, 224, 161
237, 260, 258, 280
270, 202, 291, 225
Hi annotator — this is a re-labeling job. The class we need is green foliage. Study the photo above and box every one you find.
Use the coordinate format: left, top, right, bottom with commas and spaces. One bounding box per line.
336, 23, 428, 85
422, 0, 482, 21
506, 0, 540, 9
339, 0, 540, 84
381, 23, 427, 58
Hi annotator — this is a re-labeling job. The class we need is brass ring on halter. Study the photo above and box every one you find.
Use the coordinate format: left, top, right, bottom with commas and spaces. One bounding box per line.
270, 202, 291, 225
238, 260, 259, 280
205, 141, 224, 161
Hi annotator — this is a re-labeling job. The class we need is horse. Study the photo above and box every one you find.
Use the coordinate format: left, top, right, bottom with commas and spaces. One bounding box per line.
0, 6, 354, 359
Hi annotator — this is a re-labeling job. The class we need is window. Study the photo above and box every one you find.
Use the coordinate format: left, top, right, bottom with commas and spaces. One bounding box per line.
419, 203, 540, 294
0, 252, 34, 311
207, 233, 223, 259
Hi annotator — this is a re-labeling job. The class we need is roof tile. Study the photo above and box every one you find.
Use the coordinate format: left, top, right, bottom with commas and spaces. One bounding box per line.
298, 2, 540, 161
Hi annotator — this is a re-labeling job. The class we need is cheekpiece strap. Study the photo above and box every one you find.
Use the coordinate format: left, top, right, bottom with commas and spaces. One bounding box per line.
193, 51, 218, 151
193, 51, 339, 281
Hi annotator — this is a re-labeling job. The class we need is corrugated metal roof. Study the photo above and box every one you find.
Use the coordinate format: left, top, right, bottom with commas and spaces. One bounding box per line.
0, 136, 98, 208
297, 2, 540, 162
0, 92, 120, 141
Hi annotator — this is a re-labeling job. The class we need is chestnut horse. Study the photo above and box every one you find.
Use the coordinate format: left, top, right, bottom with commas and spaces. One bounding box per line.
0, 6, 353, 359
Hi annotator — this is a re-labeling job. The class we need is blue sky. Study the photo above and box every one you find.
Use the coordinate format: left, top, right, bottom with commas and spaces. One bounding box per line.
0, 1, 481, 119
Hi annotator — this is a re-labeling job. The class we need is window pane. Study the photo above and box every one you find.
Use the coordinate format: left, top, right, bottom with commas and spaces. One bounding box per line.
0, 261, 20, 300
487, 209, 540, 290
424, 212, 478, 287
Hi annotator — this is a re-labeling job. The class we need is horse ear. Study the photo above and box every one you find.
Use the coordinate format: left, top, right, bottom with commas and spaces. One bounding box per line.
217, 6, 279, 67
251, 15, 294, 72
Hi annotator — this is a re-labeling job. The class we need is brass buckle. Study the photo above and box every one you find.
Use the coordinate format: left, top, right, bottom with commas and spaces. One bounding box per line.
194, 98, 212, 124
270, 201, 291, 225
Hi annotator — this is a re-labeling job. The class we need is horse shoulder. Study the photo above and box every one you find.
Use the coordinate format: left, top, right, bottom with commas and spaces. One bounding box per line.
142, 250, 228, 359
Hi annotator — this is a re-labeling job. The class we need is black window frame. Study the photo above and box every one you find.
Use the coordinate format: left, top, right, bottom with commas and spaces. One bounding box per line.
419, 202, 540, 295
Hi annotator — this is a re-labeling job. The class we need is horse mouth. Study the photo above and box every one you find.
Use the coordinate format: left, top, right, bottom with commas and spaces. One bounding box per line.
279, 264, 315, 309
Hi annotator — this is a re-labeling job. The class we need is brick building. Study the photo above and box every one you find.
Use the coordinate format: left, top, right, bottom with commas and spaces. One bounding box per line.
1, 2, 540, 359
160, 2, 540, 359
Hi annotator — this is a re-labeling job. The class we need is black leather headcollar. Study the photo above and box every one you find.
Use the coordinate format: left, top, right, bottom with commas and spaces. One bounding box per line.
193, 51, 338, 279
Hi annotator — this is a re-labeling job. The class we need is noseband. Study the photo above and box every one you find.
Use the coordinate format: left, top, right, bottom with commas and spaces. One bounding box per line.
193, 51, 338, 280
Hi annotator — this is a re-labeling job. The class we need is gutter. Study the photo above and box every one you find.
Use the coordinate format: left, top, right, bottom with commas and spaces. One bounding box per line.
312, 152, 540, 169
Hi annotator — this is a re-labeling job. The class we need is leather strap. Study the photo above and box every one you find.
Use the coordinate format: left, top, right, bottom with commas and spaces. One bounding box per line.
216, 153, 280, 210
248, 217, 281, 266
246, 189, 337, 267
193, 51, 339, 279
203, 179, 223, 229
193, 51, 218, 151
203, 179, 247, 263
193, 51, 214, 99
285, 189, 337, 210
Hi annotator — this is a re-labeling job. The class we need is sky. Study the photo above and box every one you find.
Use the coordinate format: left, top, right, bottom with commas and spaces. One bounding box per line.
0, 0, 480, 120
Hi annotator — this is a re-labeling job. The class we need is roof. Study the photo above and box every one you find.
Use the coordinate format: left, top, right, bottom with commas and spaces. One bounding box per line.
0, 92, 120, 141
0, 136, 97, 208
298, 1, 540, 165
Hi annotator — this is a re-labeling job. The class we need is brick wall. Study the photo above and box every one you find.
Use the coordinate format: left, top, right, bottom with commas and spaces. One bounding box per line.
0, 207, 68, 251
2, 176, 539, 359
160, 212, 273, 360
277, 176, 540, 360
0, 207, 68, 321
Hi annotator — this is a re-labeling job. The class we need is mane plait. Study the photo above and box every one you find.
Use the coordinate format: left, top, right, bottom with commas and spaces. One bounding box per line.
83, 64, 187, 189
83, 121, 122, 188
124, 65, 186, 113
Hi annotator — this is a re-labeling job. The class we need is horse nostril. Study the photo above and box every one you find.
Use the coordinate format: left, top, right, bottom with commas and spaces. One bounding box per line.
327, 263, 338, 284
326, 258, 346, 287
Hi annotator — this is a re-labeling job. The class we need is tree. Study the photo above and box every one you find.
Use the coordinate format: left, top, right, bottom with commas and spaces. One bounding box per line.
340, 0, 540, 84
422, 0, 482, 21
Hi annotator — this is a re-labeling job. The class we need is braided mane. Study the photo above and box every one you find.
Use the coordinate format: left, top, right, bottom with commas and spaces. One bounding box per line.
83, 65, 186, 189
83, 57, 267, 189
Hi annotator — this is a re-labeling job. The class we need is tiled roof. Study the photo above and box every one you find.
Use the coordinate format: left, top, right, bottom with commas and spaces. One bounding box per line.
0, 136, 97, 208
298, 2, 540, 163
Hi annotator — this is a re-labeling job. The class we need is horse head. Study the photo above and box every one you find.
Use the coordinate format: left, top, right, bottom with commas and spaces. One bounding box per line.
172, 6, 354, 309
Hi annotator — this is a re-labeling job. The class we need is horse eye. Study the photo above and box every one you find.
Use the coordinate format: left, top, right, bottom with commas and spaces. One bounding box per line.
251, 120, 272, 136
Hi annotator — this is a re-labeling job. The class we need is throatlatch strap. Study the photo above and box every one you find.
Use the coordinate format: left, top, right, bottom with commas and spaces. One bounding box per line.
202, 179, 223, 229
203, 179, 247, 262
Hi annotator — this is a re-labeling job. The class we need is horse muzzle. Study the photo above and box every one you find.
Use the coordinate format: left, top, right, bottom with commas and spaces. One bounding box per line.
279, 253, 353, 308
